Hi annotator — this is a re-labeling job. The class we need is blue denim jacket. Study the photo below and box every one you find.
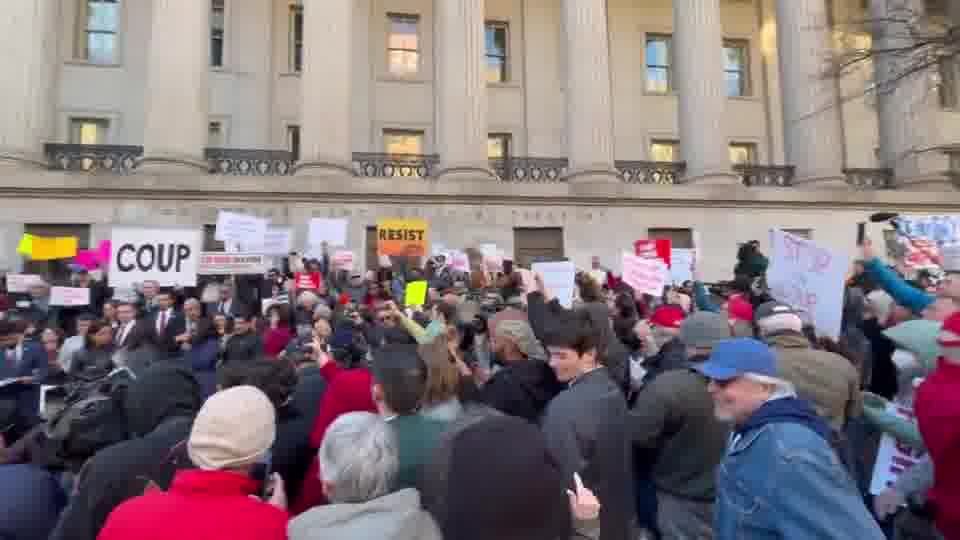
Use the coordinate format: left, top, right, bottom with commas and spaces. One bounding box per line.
715, 420, 885, 540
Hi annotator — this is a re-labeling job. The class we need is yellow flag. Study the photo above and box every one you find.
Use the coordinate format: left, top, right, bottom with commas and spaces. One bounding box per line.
30, 237, 59, 261
54, 237, 78, 259
16, 234, 34, 256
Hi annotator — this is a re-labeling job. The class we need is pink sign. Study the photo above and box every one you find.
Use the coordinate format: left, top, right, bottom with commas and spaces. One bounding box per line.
622, 252, 667, 297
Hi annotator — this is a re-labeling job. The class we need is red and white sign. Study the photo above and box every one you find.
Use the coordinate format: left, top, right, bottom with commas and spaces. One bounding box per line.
294, 272, 322, 290
332, 251, 355, 272
869, 401, 926, 495
622, 252, 667, 297
50, 286, 90, 307
198, 253, 267, 275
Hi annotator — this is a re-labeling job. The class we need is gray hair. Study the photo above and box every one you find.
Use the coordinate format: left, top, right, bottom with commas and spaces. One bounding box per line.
184, 298, 201, 308
742, 372, 796, 399
318, 412, 398, 504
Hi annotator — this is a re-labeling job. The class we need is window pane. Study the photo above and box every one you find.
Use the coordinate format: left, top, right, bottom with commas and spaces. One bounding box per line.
486, 57, 506, 83
646, 38, 669, 67
389, 19, 419, 50
729, 145, 755, 165
486, 26, 506, 57
724, 46, 744, 71
388, 50, 419, 76
87, 33, 117, 64
209, 122, 224, 147
384, 132, 424, 155
646, 67, 669, 93
287, 126, 301, 162
488, 136, 508, 159
87, 1, 119, 32
725, 72, 743, 97
650, 142, 677, 162
212, 11, 225, 31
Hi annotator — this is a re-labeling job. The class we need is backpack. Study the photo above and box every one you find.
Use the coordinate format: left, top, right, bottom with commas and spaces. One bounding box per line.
45, 369, 135, 465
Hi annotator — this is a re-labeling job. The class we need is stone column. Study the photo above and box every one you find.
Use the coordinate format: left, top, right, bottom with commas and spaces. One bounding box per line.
673, 0, 736, 183
296, 0, 354, 176
435, 0, 495, 180
140, 0, 210, 175
870, 0, 947, 187
0, 1, 58, 169
775, 0, 845, 186
561, 0, 619, 182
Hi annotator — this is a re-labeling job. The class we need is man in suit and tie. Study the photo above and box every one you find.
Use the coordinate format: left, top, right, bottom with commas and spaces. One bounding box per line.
209, 282, 237, 317
139, 280, 161, 317
0, 320, 49, 442
113, 301, 140, 349
153, 291, 186, 357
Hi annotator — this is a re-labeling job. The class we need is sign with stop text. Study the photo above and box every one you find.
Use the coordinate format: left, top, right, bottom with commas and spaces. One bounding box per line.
109, 227, 202, 288
767, 229, 850, 339
377, 218, 429, 257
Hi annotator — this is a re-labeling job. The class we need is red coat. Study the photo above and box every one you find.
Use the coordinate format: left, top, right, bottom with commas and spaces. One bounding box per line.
96, 470, 288, 540
290, 362, 377, 515
914, 359, 960, 540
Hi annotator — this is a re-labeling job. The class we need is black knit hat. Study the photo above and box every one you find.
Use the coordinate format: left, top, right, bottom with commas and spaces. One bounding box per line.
440, 416, 572, 540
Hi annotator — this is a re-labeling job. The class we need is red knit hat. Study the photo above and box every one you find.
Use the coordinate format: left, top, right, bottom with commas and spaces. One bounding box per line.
727, 295, 754, 323
650, 305, 685, 329
938, 311, 960, 347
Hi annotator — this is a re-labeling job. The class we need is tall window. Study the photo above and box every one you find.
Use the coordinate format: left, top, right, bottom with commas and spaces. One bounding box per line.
488, 133, 512, 159
485, 22, 509, 83
645, 34, 673, 94
70, 118, 110, 145
729, 142, 758, 165
289, 5, 303, 72
76, 0, 120, 64
287, 125, 301, 162
650, 140, 679, 162
211, 0, 225, 67
208, 121, 225, 148
723, 40, 750, 97
387, 14, 420, 77
383, 129, 424, 155
939, 59, 958, 109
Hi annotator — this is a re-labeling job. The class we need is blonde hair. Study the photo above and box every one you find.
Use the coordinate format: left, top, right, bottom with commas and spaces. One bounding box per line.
420, 338, 460, 407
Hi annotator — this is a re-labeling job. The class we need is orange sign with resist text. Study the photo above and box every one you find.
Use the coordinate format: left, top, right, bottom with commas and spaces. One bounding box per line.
377, 219, 429, 257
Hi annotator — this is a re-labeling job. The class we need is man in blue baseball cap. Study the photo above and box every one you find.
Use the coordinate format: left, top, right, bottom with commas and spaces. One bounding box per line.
697, 338, 884, 540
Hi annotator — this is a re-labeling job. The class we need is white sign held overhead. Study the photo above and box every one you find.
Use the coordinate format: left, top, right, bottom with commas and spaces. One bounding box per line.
261, 227, 294, 256
532, 261, 576, 309
109, 227, 202, 288
50, 287, 91, 307
767, 229, 850, 340
198, 253, 268, 275
308, 218, 348, 248
215, 211, 268, 247
6, 274, 43, 293
669, 249, 695, 284
622, 252, 667, 297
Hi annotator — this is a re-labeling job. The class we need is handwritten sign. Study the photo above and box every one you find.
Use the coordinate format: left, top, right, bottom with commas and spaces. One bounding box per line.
261, 227, 294, 256
110, 227, 201, 288
215, 211, 268, 247
669, 249, 695, 284
869, 402, 926, 495
198, 253, 267, 275
308, 218, 348, 248
532, 261, 576, 308
6, 274, 43, 293
448, 251, 470, 273
622, 252, 667, 297
767, 229, 850, 340
404, 280, 428, 306
378, 218, 428, 257
50, 286, 91, 307
294, 272, 322, 290
332, 251, 355, 272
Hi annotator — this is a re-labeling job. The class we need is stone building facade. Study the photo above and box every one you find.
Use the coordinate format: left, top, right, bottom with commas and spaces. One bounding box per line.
0, 0, 959, 281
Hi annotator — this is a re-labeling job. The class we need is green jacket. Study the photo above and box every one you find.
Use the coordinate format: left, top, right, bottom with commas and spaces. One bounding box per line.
389, 414, 449, 491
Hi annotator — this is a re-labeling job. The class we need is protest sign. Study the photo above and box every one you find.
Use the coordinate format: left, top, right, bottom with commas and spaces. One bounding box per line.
622, 252, 667, 297
869, 401, 926, 495
378, 218, 428, 257
215, 211, 268, 247
198, 253, 267, 275
18, 235, 78, 261
6, 274, 42, 293
405, 280, 428, 306
634, 239, 672, 267
670, 249, 695, 284
448, 251, 470, 273
294, 272, 322, 290
261, 227, 294, 256
532, 261, 576, 308
767, 229, 850, 339
308, 218, 348, 248
332, 251, 355, 272
50, 286, 91, 307
109, 227, 201, 288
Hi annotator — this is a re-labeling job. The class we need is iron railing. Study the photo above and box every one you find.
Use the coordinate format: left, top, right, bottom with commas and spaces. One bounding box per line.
352, 153, 439, 178
844, 168, 894, 189
491, 157, 569, 183
206, 148, 295, 176
45, 144, 143, 175
736, 164, 795, 187
616, 161, 686, 184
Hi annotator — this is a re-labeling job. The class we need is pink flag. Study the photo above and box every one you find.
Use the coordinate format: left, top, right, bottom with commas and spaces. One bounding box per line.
75, 250, 100, 270
97, 240, 111, 264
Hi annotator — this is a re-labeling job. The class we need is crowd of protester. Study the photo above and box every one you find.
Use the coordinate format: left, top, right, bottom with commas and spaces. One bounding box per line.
0, 239, 957, 540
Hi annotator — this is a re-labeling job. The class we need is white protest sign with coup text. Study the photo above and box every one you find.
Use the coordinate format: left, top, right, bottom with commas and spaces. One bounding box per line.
532, 261, 576, 309
622, 252, 667, 297
50, 287, 91, 307
109, 227, 202, 288
215, 211, 268, 247
767, 229, 850, 340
